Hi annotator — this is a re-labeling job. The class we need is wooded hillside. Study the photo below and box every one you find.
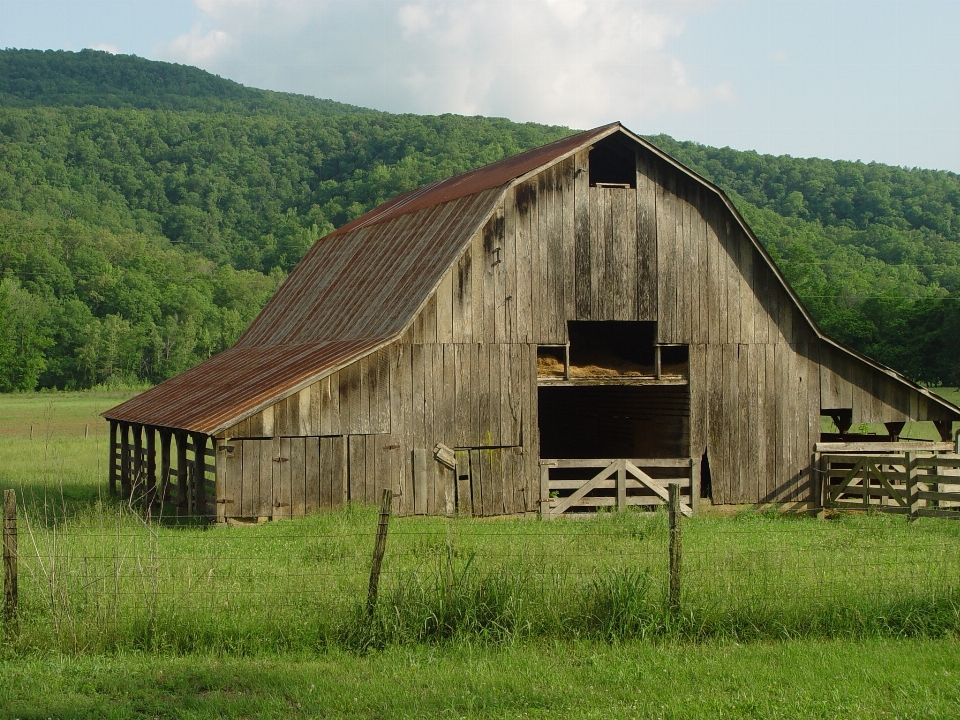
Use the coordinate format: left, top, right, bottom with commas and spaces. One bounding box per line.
1, 49, 957, 390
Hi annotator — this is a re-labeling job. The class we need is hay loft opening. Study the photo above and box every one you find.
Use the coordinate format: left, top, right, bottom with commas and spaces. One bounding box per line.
589, 136, 637, 188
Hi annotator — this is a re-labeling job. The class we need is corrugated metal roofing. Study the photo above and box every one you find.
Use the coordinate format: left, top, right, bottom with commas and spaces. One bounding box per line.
104, 340, 377, 433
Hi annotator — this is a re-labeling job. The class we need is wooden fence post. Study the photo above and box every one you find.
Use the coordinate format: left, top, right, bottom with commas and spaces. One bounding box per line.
616, 458, 627, 512
905, 452, 918, 520
367, 488, 393, 617
3, 489, 17, 628
668, 483, 682, 612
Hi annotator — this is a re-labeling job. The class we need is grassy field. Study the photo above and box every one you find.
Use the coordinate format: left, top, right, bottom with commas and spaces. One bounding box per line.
3, 639, 960, 719
1, 389, 959, 717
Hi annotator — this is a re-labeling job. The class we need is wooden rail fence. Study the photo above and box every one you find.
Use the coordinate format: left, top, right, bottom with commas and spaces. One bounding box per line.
539, 458, 697, 519
819, 450, 960, 518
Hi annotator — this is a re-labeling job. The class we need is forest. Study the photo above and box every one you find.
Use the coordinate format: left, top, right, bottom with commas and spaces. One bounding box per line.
0, 48, 957, 391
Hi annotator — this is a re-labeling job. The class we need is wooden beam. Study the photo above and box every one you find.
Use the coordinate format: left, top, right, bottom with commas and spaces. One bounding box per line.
108, 420, 119, 496
119, 422, 131, 498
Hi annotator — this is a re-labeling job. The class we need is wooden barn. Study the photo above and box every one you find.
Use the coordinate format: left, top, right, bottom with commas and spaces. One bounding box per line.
103, 123, 960, 520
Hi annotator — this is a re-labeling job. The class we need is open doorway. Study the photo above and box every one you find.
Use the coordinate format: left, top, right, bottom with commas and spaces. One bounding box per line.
538, 385, 690, 459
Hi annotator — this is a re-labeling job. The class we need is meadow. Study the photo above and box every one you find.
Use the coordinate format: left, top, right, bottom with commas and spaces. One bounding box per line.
1, 390, 959, 718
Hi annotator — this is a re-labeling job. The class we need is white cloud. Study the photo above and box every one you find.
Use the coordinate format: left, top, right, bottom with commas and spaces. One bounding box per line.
92, 43, 119, 54
162, 0, 727, 128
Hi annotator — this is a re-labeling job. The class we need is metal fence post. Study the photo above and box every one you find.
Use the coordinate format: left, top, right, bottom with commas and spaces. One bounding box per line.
3, 489, 17, 630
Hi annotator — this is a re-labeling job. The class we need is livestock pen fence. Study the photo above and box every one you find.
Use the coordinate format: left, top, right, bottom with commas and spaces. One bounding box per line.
817, 441, 960, 518
3, 484, 960, 652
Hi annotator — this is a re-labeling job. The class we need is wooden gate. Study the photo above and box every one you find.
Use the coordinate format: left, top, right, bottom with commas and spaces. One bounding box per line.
820, 450, 960, 518
539, 458, 697, 519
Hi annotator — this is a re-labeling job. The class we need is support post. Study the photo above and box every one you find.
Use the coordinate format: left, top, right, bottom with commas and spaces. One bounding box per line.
616, 458, 627, 512
905, 452, 918, 520
689, 456, 700, 514
539, 461, 552, 520
108, 420, 119, 496
159, 429, 172, 504
3, 489, 17, 629
815, 452, 826, 519
668, 483, 682, 612
191, 433, 207, 517
120, 423, 131, 498
132, 423, 143, 497
175, 431, 188, 511
145, 426, 157, 511
367, 488, 393, 617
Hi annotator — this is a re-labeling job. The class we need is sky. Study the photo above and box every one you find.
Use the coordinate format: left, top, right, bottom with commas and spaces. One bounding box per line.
2, 0, 960, 172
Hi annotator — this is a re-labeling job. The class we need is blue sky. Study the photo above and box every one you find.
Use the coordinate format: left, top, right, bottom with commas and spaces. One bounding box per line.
3, 0, 959, 172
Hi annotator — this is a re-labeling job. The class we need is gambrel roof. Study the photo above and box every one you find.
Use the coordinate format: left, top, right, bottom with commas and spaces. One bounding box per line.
104, 123, 960, 433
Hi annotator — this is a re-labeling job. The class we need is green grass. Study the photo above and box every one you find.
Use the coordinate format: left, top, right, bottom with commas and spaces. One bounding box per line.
3, 639, 960, 719
2, 390, 960, 716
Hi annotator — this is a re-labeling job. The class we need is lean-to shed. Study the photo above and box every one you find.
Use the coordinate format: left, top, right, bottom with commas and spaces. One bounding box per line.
103, 123, 960, 519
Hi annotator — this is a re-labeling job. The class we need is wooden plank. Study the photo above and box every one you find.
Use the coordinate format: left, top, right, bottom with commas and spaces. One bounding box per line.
675, 182, 690, 342
515, 178, 542, 342
515, 183, 533, 342
365, 433, 380, 505
574, 149, 591, 319
333, 435, 348, 508
488, 205, 506, 344
560, 155, 576, 323
500, 344, 516, 510
481, 214, 497, 343
413, 447, 428, 515
538, 168, 553, 338
503, 190, 518, 343
755, 342, 767, 505
455, 449, 472, 515
636, 151, 657, 321
738, 343, 752, 504
472, 226, 485, 342
453, 245, 474, 343
453, 344, 470, 448
236, 438, 255, 517
318, 436, 334, 510
437, 271, 454, 344
488, 344, 502, 447
549, 478, 692, 490
589, 186, 604, 320
420, 293, 437, 345
272, 437, 290, 519
397, 346, 413, 514
739, 234, 754, 344
522, 343, 539, 509
421, 342, 435, 513
289, 437, 306, 517
544, 458, 694, 468
469, 449, 483, 515
348, 434, 365, 504
507, 343, 523, 446
476, 343, 490, 451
